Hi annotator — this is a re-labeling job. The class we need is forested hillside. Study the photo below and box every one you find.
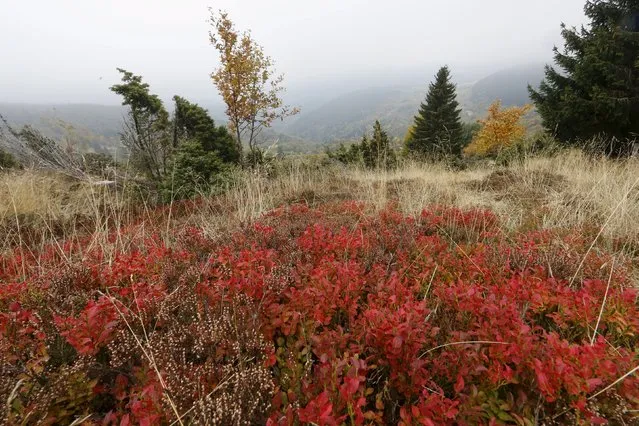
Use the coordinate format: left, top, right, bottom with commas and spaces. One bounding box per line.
0, 103, 125, 154
1, 65, 545, 151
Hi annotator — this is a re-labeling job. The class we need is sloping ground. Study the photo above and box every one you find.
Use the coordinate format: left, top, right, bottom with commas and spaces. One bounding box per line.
1, 151, 639, 424
1, 200, 638, 424
2, 151, 638, 261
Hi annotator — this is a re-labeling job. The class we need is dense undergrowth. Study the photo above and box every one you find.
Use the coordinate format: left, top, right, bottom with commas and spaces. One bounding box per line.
1, 198, 638, 425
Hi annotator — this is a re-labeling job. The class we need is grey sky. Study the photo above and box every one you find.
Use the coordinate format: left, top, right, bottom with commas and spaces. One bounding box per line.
1, 0, 587, 106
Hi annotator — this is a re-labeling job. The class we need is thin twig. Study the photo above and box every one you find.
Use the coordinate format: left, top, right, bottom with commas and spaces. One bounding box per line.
168, 373, 236, 426
588, 364, 639, 402
419, 340, 511, 359
436, 225, 483, 274
569, 175, 639, 288
423, 264, 438, 299
591, 258, 614, 345
69, 414, 93, 426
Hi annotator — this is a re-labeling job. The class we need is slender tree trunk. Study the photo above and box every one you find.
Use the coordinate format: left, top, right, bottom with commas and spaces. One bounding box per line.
234, 122, 243, 162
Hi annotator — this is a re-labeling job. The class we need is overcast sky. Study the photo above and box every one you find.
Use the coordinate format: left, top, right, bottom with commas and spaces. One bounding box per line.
1, 0, 587, 105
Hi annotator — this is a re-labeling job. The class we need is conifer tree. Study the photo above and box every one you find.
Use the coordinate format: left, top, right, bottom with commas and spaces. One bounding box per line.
529, 0, 639, 155
110, 69, 171, 179
368, 120, 396, 169
172, 96, 240, 164
0, 148, 18, 170
407, 66, 463, 157
329, 121, 396, 169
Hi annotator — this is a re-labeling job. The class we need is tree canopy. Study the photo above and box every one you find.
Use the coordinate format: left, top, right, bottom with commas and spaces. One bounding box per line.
172, 96, 239, 164
329, 121, 396, 170
464, 101, 532, 157
529, 0, 639, 155
110, 69, 171, 179
111, 70, 240, 196
209, 10, 299, 163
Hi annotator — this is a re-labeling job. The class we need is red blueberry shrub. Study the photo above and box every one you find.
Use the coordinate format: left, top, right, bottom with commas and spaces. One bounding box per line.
1, 201, 638, 424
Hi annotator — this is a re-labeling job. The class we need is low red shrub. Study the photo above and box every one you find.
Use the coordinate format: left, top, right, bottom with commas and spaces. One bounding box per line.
1, 202, 638, 424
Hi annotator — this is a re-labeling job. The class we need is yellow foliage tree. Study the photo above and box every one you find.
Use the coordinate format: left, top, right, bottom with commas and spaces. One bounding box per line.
209, 10, 300, 160
464, 101, 532, 156
403, 125, 416, 145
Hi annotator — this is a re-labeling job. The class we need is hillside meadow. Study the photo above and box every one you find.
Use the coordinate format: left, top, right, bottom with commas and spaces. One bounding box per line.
1, 150, 639, 424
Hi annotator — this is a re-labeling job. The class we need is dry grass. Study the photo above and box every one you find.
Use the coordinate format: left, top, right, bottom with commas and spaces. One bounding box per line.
2, 149, 639, 263
0, 170, 93, 222
344, 152, 638, 238
0, 169, 140, 267
210, 151, 639, 243
2, 150, 639, 422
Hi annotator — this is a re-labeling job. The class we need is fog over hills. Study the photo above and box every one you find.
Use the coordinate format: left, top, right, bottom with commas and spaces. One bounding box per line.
277, 63, 547, 143
0, 0, 587, 151
0, 62, 548, 152
470, 63, 547, 108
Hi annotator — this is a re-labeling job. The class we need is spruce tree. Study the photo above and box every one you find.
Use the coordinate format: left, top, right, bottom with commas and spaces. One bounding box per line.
369, 120, 396, 169
0, 148, 18, 170
529, 0, 639, 155
172, 96, 240, 164
330, 121, 396, 169
407, 66, 463, 157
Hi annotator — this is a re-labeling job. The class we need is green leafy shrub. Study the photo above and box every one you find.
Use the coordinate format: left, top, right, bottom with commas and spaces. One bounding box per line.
163, 140, 234, 200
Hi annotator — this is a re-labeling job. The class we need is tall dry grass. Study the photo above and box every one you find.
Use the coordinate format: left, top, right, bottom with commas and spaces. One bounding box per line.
201, 151, 639, 242
346, 151, 639, 240
2, 149, 638, 266
0, 169, 146, 270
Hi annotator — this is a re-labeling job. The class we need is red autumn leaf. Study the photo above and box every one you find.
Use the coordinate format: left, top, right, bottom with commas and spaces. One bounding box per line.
454, 375, 465, 393
392, 335, 403, 349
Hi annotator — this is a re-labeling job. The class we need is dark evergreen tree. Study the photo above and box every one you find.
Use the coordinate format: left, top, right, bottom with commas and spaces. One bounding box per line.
168, 97, 242, 199
165, 140, 228, 200
328, 121, 396, 169
529, 0, 639, 155
0, 148, 18, 170
172, 96, 240, 164
407, 66, 463, 157
361, 135, 373, 169
366, 120, 396, 169
110, 69, 171, 179
327, 142, 361, 165
112, 70, 240, 196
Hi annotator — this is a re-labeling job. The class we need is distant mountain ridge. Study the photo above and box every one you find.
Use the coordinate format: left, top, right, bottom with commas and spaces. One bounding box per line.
0, 103, 126, 154
0, 64, 548, 152
470, 63, 546, 107
281, 63, 546, 143
282, 87, 423, 143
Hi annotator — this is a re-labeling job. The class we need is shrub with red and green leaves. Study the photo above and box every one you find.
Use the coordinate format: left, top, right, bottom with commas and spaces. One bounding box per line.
1, 201, 638, 424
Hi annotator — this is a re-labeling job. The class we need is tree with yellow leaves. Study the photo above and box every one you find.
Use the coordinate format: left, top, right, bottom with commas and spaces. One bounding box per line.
464, 101, 532, 156
209, 10, 299, 163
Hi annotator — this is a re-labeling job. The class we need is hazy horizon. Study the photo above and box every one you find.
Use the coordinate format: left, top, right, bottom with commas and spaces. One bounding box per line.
1, 0, 587, 108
